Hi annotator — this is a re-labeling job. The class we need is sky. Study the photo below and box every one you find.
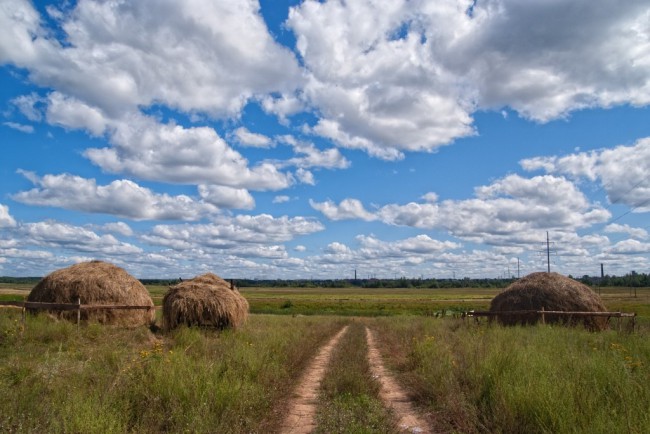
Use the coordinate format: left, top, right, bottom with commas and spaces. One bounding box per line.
1, 0, 649, 280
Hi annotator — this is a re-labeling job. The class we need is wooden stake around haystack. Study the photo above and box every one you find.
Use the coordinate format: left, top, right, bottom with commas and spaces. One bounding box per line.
162, 273, 249, 331
489, 272, 608, 331
27, 260, 155, 327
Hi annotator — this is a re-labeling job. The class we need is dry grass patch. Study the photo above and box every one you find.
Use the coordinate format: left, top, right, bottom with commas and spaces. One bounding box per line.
490, 272, 608, 330
162, 273, 249, 331
27, 260, 154, 327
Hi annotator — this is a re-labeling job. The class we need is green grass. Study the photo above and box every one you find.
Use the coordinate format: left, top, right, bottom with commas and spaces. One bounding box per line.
0, 312, 348, 433
3, 284, 648, 319
236, 286, 650, 319
1, 285, 649, 433
315, 322, 398, 434
371, 317, 650, 433
239, 286, 494, 316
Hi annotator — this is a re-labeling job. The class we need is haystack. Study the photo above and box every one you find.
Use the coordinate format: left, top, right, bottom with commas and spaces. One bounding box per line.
28, 260, 155, 326
489, 272, 608, 330
162, 273, 249, 331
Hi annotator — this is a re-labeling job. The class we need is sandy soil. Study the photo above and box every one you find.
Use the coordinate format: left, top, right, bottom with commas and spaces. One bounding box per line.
280, 325, 350, 434
366, 327, 431, 434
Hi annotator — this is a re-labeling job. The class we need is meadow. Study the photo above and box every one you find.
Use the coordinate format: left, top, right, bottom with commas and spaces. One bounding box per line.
0, 284, 648, 433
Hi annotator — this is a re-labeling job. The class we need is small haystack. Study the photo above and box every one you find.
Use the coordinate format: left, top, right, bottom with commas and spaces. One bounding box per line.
162, 273, 249, 331
489, 272, 608, 330
28, 260, 155, 326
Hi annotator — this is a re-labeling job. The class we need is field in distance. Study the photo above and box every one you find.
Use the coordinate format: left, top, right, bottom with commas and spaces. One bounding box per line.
3, 283, 650, 318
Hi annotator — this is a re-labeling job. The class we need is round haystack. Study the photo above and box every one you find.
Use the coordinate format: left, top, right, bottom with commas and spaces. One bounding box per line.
162, 273, 249, 331
489, 272, 608, 330
28, 260, 155, 326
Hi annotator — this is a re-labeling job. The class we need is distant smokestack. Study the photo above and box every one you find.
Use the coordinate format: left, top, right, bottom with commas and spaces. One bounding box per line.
601, 263, 604, 279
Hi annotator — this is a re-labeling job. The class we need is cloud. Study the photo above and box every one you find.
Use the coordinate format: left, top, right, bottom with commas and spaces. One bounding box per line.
606, 239, 650, 254
384, 175, 611, 244
521, 137, 650, 210
273, 195, 290, 204
274, 136, 350, 170
14, 93, 290, 192
457, 0, 650, 121
0, 0, 44, 65
142, 214, 325, 250
353, 234, 460, 259
231, 127, 273, 148
3, 122, 34, 133
295, 168, 315, 185
100, 222, 134, 237
260, 93, 304, 121
604, 223, 648, 240
421, 192, 438, 203
323, 241, 352, 256
288, 1, 476, 160
11, 93, 45, 121
13, 171, 219, 220
46, 92, 107, 136
285, 0, 650, 159
232, 244, 288, 259
2, 0, 649, 165
312, 175, 610, 246
78, 109, 293, 190
198, 185, 255, 210
19, 221, 142, 255
2, 0, 303, 117
317, 234, 460, 270
309, 198, 377, 221
0, 204, 17, 228
387, 235, 461, 254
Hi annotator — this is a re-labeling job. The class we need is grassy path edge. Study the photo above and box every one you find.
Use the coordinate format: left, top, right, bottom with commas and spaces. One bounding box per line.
281, 325, 350, 433
366, 326, 432, 434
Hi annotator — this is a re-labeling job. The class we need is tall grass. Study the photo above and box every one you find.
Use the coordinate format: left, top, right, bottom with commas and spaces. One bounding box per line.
372, 317, 650, 433
0, 312, 347, 433
315, 321, 398, 434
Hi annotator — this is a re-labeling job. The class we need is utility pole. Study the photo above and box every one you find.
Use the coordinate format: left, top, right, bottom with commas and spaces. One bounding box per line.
546, 231, 551, 273
517, 257, 520, 279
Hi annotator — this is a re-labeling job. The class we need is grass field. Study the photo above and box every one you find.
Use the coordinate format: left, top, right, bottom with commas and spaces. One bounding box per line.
2, 283, 648, 318
1, 284, 648, 432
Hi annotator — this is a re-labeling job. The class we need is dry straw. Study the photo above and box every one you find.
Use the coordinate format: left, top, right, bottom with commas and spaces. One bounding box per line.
27, 260, 155, 327
489, 272, 608, 330
162, 273, 249, 331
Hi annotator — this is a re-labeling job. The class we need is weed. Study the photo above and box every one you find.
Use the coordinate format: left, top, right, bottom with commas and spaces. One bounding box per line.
315, 322, 399, 433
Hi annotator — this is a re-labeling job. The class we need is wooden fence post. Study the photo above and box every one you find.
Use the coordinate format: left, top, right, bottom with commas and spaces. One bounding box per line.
77, 297, 81, 330
541, 306, 545, 325
21, 295, 26, 333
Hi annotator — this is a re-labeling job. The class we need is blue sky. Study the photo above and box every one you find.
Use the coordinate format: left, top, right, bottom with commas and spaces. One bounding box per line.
1, 0, 649, 279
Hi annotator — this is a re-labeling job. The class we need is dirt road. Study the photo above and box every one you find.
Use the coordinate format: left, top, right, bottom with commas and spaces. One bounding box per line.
280, 323, 430, 433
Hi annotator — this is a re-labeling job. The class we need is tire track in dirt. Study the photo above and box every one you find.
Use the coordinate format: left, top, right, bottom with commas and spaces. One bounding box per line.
281, 325, 350, 434
366, 327, 431, 434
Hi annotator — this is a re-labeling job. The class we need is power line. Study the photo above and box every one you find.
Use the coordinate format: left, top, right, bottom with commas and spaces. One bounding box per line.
608, 196, 650, 225
605, 174, 650, 208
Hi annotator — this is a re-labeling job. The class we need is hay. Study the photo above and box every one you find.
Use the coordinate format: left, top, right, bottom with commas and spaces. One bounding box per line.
489, 272, 608, 330
162, 273, 249, 331
27, 260, 155, 327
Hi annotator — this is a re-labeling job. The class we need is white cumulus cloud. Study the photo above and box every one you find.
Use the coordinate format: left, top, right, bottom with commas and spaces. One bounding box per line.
521, 137, 650, 211
13, 171, 219, 220
309, 198, 377, 221
198, 185, 255, 210
0, 204, 17, 228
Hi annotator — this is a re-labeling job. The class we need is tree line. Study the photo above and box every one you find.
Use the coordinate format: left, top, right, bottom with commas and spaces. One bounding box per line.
2, 272, 648, 288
